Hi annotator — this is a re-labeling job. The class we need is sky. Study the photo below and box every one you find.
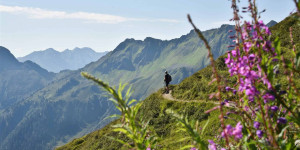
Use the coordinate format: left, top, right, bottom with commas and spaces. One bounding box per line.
0, 0, 296, 57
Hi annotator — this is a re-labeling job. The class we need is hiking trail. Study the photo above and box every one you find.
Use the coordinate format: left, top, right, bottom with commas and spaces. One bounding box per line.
162, 90, 235, 109
162, 90, 219, 104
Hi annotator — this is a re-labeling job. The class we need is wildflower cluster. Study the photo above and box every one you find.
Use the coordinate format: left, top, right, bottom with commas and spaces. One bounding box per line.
207, 0, 300, 149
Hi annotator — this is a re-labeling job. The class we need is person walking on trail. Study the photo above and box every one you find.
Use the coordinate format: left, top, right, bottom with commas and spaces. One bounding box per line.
164, 71, 172, 94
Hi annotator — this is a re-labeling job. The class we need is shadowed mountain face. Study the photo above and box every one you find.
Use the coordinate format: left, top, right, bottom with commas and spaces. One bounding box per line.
0, 46, 55, 110
18, 47, 108, 73
0, 24, 236, 150
0, 46, 21, 71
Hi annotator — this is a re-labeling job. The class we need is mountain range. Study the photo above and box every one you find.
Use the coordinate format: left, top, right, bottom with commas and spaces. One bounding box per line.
18, 47, 108, 73
0, 19, 279, 150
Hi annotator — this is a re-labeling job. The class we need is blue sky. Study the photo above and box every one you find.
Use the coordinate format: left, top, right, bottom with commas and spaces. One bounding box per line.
0, 0, 295, 57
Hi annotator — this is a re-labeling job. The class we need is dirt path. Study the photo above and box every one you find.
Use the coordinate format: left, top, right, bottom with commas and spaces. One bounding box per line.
162, 90, 219, 104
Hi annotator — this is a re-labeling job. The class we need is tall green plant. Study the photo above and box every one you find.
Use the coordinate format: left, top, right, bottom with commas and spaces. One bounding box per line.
166, 109, 209, 150
81, 72, 158, 150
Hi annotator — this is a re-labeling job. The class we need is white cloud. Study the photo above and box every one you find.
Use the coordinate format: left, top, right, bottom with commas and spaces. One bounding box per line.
0, 5, 179, 24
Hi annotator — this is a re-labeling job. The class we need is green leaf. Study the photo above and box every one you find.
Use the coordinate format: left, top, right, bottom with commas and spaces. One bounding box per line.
285, 142, 292, 150
274, 37, 281, 55
177, 137, 191, 143
105, 136, 132, 148
245, 140, 257, 150
295, 52, 300, 70
125, 85, 132, 102
278, 125, 289, 138
256, 113, 263, 123
108, 98, 119, 105
180, 144, 194, 150
104, 114, 121, 121
113, 128, 134, 139
128, 99, 137, 106
201, 119, 210, 135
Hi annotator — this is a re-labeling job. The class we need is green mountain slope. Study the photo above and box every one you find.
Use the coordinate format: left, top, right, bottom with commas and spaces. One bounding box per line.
84, 25, 235, 99
0, 24, 235, 150
57, 15, 300, 150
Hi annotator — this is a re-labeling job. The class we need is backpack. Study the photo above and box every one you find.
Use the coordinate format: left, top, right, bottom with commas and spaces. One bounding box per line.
167, 74, 172, 82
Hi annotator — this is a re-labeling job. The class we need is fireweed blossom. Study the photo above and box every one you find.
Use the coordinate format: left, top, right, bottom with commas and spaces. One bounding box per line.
208, 140, 217, 150
232, 122, 243, 139
270, 106, 278, 112
221, 122, 243, 140
222, 21, 277, 142
190, 0, 299, 148
208, 140, 226, 150
253, 121, 260, 129
221, 125, 233, 137
277, 117, 287, 124
224, 20, 276, 102
221, 13, 289, 147
256, 130, 264, 138
262, 93, 275, 103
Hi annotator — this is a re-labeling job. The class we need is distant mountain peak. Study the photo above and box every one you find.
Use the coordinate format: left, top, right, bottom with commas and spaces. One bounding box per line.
45, 48, 57, 52
62, 47, 95, 53
0, 46, 15, 57
144, 37, 156, 40
73, 47, 81, 51
123, 38, 136, 43
266, 20, 277, 27
18, 47, 108, 72
144, 37, 162, 43
74, 47, 94, 52
220, 24, 234, 28
0, 46, 20, 66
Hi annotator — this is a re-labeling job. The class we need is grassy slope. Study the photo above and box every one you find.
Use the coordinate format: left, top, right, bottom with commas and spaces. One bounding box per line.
57, 15, 300, 150
56, 92, 238, 150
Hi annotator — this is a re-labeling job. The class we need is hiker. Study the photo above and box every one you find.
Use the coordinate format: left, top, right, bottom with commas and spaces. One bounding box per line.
164, 71, 172, 94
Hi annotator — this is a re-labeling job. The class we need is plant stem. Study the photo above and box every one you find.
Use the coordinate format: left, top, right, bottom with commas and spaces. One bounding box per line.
187, 14, 230, 149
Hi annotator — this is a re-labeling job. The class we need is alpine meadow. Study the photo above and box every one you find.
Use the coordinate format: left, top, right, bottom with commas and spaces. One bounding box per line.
0, 0, 300, 150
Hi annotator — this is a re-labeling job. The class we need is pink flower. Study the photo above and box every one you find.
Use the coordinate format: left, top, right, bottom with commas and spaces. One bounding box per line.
222, 125, 233, 137
231, 50, 237, 57
253, 121, 260, 129
248, 54, 255, 61
208, 140, 217, 150
244, 42, 252, 52
232, 122, 243, 139
262, 93, 275, 103
256, 130, 263, 138
244, 106, 249, 111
